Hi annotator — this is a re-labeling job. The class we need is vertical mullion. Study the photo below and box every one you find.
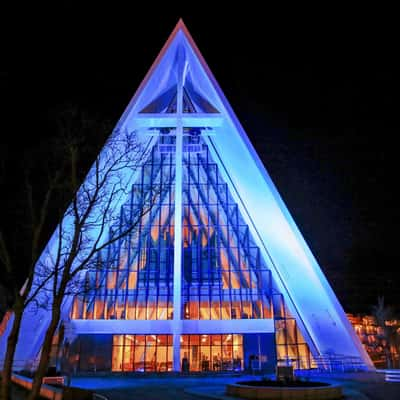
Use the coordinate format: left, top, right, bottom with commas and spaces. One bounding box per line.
197, 153, 201, 319
156, 155, 163, 319
114, 208, 123, 318
134, 155, 146, 319
209, 149, 214, 320
173, 76, 183, 372
145, 149, 155, 319
168, 150, 173, 318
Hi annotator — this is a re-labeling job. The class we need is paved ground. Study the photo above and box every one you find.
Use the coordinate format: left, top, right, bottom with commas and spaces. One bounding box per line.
74, 375, 239, 400
71, 372, 400, 400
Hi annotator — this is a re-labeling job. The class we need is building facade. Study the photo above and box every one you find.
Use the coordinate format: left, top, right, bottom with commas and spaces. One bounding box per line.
0, 20, 373, 374
348, 314, 400, 369
65, 137, 309, 373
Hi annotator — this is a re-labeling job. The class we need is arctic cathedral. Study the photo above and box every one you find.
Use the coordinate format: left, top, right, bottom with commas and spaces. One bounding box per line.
0, 20, 373, 374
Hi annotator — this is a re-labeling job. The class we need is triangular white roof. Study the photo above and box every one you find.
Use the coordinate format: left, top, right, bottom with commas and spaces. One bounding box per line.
0, 19, 373, 370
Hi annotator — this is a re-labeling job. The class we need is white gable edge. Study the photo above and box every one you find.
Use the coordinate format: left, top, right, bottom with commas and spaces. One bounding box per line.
202, 64, 373, 369
0, 20, 373, 371
172, 21, 373, 368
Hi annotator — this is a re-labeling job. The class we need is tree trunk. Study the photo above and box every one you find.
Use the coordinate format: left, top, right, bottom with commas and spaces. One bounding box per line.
0, 299, 24, 400
27, 306, 61, 400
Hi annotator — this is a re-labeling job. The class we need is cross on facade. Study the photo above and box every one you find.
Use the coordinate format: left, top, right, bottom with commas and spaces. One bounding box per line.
135, 64, 222, 370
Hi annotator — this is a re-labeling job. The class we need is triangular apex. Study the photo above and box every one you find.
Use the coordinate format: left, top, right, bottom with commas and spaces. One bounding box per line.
117, 19, 224, 132
139, 82, 219, 114
0, 20, 374, 374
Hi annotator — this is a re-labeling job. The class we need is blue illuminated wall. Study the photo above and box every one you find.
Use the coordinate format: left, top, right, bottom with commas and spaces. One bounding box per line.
0, 19, 374, 373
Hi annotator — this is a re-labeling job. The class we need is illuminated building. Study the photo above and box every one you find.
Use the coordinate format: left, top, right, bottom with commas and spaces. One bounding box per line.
0, 20, 373, 373
347, 314, 400, 368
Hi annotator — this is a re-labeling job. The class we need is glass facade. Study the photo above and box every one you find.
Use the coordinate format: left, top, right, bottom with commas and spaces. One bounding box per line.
70, 137, 275, 322
67, 334, 243, 373
66, 54, 313, 372
67, 133, 312, 372
181, 139, 273, 320
273, 293, 312, 369
112, 335, 173, 372
180, 334, 243, 372
2, 22, 372, 376
65, 330, 313, 373
71, 137, 176, 321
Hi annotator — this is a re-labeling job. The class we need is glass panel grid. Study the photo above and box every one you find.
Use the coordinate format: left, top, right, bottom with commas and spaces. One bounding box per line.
180, 334, 243, 372
71, 140, 175, 320
112, 334, 173, 372
181, 142, 273, 320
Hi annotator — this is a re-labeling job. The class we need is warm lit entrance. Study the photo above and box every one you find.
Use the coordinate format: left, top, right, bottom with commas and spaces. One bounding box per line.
111, 334, 244, 372
180, 334, 243, 372
112, 334, 173, 372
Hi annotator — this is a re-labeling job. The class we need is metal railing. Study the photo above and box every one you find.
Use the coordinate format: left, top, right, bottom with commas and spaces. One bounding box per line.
311, 354, 367, 372
288, 354, 367, 373
382, 369, 400, 382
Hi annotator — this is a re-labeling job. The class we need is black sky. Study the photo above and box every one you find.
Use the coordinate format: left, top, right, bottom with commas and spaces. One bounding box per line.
0, 4, 398, 313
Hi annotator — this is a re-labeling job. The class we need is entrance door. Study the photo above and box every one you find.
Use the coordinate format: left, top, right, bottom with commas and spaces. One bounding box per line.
180, 334, 244, 371
243, 333, 276, 373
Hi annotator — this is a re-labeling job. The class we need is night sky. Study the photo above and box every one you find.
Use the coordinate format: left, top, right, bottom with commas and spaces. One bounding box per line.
0, 5, 398, 313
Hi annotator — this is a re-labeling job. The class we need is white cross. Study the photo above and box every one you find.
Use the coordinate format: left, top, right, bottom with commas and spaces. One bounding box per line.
132, 51, 222, 371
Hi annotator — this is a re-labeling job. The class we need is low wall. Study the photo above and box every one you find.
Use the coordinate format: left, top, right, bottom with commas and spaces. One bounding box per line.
11, 373, 93, 400
296, 370, 385, 383
226, 383, 342, 400
11, 374, 62, 400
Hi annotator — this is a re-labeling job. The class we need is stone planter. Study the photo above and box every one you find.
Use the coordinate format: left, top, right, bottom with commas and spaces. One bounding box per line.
226, 381, 342, 400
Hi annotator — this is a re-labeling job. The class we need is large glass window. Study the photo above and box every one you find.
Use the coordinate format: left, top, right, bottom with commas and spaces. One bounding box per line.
112, 334, 173, 372
71, 137, 275, 322
181, 140, 273, 320
66, 335, 112, 372
71, 140, 175, 321
273, 293, 313, 369
180, 334, 243, 372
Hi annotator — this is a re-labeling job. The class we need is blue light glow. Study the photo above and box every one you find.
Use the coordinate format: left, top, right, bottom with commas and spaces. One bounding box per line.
0, 19, 373, 373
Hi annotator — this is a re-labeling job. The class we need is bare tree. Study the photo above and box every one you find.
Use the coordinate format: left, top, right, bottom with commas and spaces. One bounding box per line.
0, 162, 63, 400
0, 105, 152, 400
26, 123, 153, 399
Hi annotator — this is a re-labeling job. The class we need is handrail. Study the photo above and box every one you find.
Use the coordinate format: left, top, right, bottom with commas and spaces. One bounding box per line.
289, 354, 367, 372
380, 369, 400, 382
